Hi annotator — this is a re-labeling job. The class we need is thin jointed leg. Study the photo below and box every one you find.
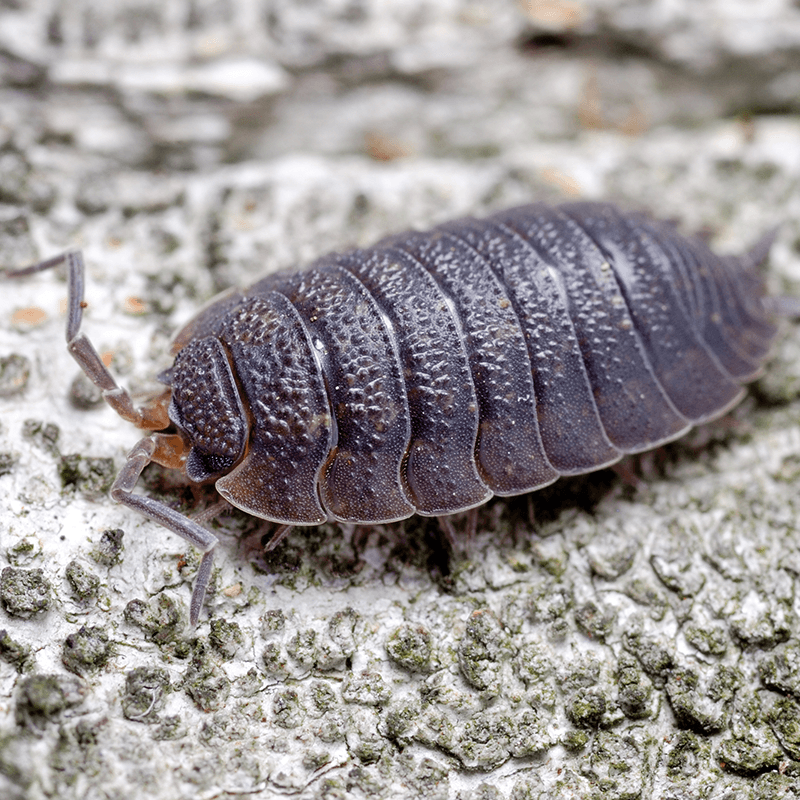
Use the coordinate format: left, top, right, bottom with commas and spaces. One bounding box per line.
265, 524, 294, 552
4, 250, 169, 430
112, 435, 219, 625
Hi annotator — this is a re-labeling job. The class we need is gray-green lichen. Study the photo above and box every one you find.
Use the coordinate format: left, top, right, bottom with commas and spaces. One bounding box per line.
0, 354, 30, 398
58, 454, 116, 498
89, 529, 125, 567
573, 600, 616, 643
21, 419, 59, 456
61, 626, 111, 675
182, 644, 231, 712
124, 593, 189, 653
209, 618, 244, 660
457, 609, 511, 693
386, 623, 433, 672
342, 671, 391, 707
616, 654, 656, 720
121, 667, 171, 723
68, 371, 105, 409
0, 450, 17, 477
272, 687, 304, 728
716, 692, 784, 775
14, 673, 87, 732
0, 567, 52, 618
65, 560, 101, 602
0, 629, 32, 672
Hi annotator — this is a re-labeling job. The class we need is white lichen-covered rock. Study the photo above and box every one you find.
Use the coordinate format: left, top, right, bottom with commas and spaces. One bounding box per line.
1, 1, 800, 799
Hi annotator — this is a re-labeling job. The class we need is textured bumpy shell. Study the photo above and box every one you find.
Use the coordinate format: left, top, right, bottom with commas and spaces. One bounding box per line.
166, 201, 777, 526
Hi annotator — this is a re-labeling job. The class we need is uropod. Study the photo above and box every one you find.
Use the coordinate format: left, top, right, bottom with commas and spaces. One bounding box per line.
4, 202, 786, 624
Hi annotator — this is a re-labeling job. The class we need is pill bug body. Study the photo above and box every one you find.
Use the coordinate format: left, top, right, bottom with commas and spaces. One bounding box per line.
6, 201, 779, 623
170, 201, 776, 527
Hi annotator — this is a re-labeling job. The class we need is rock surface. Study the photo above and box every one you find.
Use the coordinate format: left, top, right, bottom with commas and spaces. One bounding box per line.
1, 1, 800, 798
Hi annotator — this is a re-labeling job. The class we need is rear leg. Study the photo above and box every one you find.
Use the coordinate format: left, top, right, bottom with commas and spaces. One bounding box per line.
112, 434, 219, 625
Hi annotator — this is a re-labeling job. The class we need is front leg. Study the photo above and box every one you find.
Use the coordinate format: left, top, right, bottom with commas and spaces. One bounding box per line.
112, 434, 219, 625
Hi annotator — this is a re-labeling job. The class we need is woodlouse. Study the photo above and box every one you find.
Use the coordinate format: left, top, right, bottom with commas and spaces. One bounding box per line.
5, 201, 782, 624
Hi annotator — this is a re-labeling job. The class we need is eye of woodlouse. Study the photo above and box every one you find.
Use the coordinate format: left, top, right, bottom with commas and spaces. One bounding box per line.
4, 201, 782, 625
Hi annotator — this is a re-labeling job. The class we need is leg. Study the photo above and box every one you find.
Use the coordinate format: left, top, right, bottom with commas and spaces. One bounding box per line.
527, 495, 536, 529
610, 457, 643, 489
464, 507, 479, 543
438, 510, 478, 556
190, 498, 232, 526
112, 434, 219, 625
265, 523, 293, 552
437, 515, 458, 551
4, 251, 169, 430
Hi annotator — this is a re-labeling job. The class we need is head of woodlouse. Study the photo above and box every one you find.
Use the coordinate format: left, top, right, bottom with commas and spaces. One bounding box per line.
154, 289, 335, 527
164, 336, 249, 484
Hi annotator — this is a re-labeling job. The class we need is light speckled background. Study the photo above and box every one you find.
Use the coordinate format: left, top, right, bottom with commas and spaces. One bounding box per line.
2, 2, 800, 798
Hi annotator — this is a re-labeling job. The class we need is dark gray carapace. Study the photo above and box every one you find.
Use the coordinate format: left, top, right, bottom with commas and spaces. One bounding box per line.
6, 202, 780, 623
